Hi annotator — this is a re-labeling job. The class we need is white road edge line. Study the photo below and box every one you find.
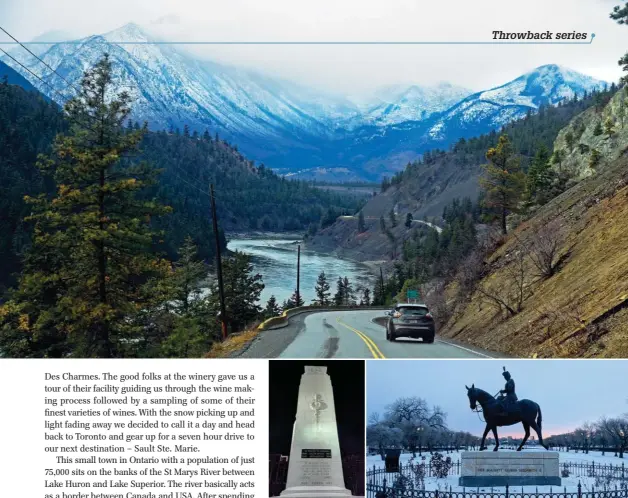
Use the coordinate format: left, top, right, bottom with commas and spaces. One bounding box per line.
369, 317, 495, 359
434, 338, 495, 359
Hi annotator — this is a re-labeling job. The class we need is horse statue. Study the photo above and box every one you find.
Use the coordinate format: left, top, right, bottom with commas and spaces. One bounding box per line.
466, 384, 548, 451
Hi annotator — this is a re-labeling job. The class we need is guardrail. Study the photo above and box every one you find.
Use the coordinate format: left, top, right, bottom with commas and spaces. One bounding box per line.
257, 305, 391, 331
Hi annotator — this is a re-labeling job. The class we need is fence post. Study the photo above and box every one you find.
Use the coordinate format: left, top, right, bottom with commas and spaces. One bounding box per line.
578, 481, 582, 498
623, 462, 625, 480
506, 484, 509, 498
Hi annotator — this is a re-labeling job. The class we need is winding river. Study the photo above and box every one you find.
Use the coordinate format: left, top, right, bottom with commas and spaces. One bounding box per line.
226, 238, 374, 306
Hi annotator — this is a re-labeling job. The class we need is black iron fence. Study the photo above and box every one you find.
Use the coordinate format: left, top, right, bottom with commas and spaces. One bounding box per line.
367, 461, 628, 498
368, 461, 627, 480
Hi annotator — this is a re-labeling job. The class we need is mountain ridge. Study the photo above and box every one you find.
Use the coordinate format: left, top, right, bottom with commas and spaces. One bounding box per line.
2, 23, 609, 180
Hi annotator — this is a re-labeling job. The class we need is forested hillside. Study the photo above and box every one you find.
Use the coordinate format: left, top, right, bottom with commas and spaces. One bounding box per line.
307, 85, 618, 262
0, 80, 362, 290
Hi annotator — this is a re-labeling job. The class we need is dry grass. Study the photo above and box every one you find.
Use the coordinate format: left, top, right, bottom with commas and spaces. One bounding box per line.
205, 328, 260, 358
440, 156, 628, 358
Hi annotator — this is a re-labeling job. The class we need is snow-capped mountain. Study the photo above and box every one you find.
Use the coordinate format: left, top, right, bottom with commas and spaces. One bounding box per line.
426, 64, 607, 140
361, 83, 471, 126
1, 24, 610, 180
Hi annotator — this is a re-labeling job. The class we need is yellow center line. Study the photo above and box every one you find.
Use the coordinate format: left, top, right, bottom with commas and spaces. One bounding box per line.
336, 317, 386, 359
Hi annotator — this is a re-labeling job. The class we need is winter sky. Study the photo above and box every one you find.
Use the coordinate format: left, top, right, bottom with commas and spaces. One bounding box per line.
366, 360, 628, 437
0, 0, 625, 96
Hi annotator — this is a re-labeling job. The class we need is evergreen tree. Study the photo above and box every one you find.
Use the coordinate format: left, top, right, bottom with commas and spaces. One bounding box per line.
405, 212, 413, 228
565, 131, 575, 150
380, 216, 386, 232
170, 237, 207, 314
0, 55, 171, 358
289, 289, 305, 308
526, 145, 552, 202
480, 134, 526, 235
389, 209, 397, 227
314, 271, 331, 306
358, 211, 366, 233
589, 149, 602, 169
550, 148, 565, 172
361, 287, 371, 306
264, 295, 281, 318
611, 2, 628, 83
593, 121, 603, 136
209, 250, 264, 333
604, 117, 616, 138
333, 277, 345, 306
342, 276, 355, 305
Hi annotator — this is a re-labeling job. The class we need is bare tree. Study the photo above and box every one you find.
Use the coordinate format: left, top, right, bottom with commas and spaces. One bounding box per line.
478, 249, 532, 316
523, 217, 565, 279
597, 416, 628, 458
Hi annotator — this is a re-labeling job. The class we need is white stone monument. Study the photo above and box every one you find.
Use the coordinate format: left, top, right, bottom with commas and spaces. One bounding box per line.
459, 451, 561, 487
280, 366, 352, 498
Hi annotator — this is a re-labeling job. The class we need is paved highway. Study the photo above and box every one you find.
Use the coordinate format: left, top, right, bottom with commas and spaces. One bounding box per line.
238, 309, 500, 358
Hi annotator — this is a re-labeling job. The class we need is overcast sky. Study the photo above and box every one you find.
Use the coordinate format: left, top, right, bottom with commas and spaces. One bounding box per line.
0, 0, 625, 95
367, 360, 628, 437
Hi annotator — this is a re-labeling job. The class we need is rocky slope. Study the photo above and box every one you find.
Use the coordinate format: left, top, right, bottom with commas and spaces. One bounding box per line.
439, 90, 628, 358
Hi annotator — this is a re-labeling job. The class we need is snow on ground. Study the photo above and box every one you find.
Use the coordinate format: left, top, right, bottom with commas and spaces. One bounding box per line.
367, 450, 628, 493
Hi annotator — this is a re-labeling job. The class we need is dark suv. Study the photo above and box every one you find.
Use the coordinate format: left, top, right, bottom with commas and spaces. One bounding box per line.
386, 304, 435, 343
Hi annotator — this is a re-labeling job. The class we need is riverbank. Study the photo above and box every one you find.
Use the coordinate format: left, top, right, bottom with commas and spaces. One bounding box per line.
226, 235, 376, 305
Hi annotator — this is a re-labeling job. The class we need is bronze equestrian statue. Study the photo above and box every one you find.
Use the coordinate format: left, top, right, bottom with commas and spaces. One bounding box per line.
466, 367, 548, 452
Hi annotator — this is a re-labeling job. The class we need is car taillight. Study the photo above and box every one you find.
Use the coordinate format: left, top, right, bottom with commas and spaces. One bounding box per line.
426, 312, 433, 319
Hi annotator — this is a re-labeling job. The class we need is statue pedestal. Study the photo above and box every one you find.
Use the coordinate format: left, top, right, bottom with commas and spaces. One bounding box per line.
459, 451, 561, 487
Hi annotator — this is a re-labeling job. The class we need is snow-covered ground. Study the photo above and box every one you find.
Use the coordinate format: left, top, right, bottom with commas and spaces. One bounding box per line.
367, 450, 628, 493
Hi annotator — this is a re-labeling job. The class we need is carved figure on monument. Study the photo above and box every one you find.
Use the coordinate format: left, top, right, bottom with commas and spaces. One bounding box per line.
280, 365, 352, 498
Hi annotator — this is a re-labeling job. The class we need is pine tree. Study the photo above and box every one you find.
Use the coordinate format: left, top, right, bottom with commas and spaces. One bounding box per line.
565, 131, 575, 150
589, 149, 602, 169
389, 209, 397, 227
314, 271, 331, 306
333, 277, 345, 306
593, 121, 603, 136
480, 134, 526, 235
342, 276, 355, 305
358, 211, 366, 233
361, 287, 371, 306
405, 212, 413, 228
0, 55, 171, 358
611, 3, 628, 83
289, 289, 305, 308
170, 237, 207, 314
209, 250, 264, 333
604, 117, 615, 138
264, 295, 281, 318
526, 145, 551, 202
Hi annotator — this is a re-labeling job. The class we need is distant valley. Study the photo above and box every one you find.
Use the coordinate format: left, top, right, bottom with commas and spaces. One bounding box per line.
1, 22, 608, 181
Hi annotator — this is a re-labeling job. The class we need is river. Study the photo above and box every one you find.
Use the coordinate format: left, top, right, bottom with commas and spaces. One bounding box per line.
226, 237, 375, 306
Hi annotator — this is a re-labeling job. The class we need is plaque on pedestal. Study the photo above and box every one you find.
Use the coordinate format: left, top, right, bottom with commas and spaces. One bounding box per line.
280, 366, 352, 498
459, 451, 561, 487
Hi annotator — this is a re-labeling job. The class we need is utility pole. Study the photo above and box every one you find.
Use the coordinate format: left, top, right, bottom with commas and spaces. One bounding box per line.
210, 184, 227, 340
296, 244, 301, 306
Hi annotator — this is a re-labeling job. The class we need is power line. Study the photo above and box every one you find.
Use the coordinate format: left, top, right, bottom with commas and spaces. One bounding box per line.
0, 25, 82, 96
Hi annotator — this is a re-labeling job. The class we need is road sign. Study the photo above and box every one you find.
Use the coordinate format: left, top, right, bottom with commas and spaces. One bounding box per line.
407, 289, 419, 300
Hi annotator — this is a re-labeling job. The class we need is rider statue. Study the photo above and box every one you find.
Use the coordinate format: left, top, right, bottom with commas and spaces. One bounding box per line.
497, 367, 518, 416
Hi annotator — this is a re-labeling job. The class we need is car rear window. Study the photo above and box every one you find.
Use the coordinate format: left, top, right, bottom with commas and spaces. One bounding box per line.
398, 307, 428, 316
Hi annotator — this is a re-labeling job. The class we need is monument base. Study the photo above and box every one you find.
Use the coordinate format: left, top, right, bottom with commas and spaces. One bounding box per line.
280, 485, 353, 497
459, 451, 561, 487
459, 476, 562, 487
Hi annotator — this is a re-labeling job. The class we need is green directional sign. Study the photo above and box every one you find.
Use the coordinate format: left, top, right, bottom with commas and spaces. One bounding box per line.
407, 289, 419, 300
